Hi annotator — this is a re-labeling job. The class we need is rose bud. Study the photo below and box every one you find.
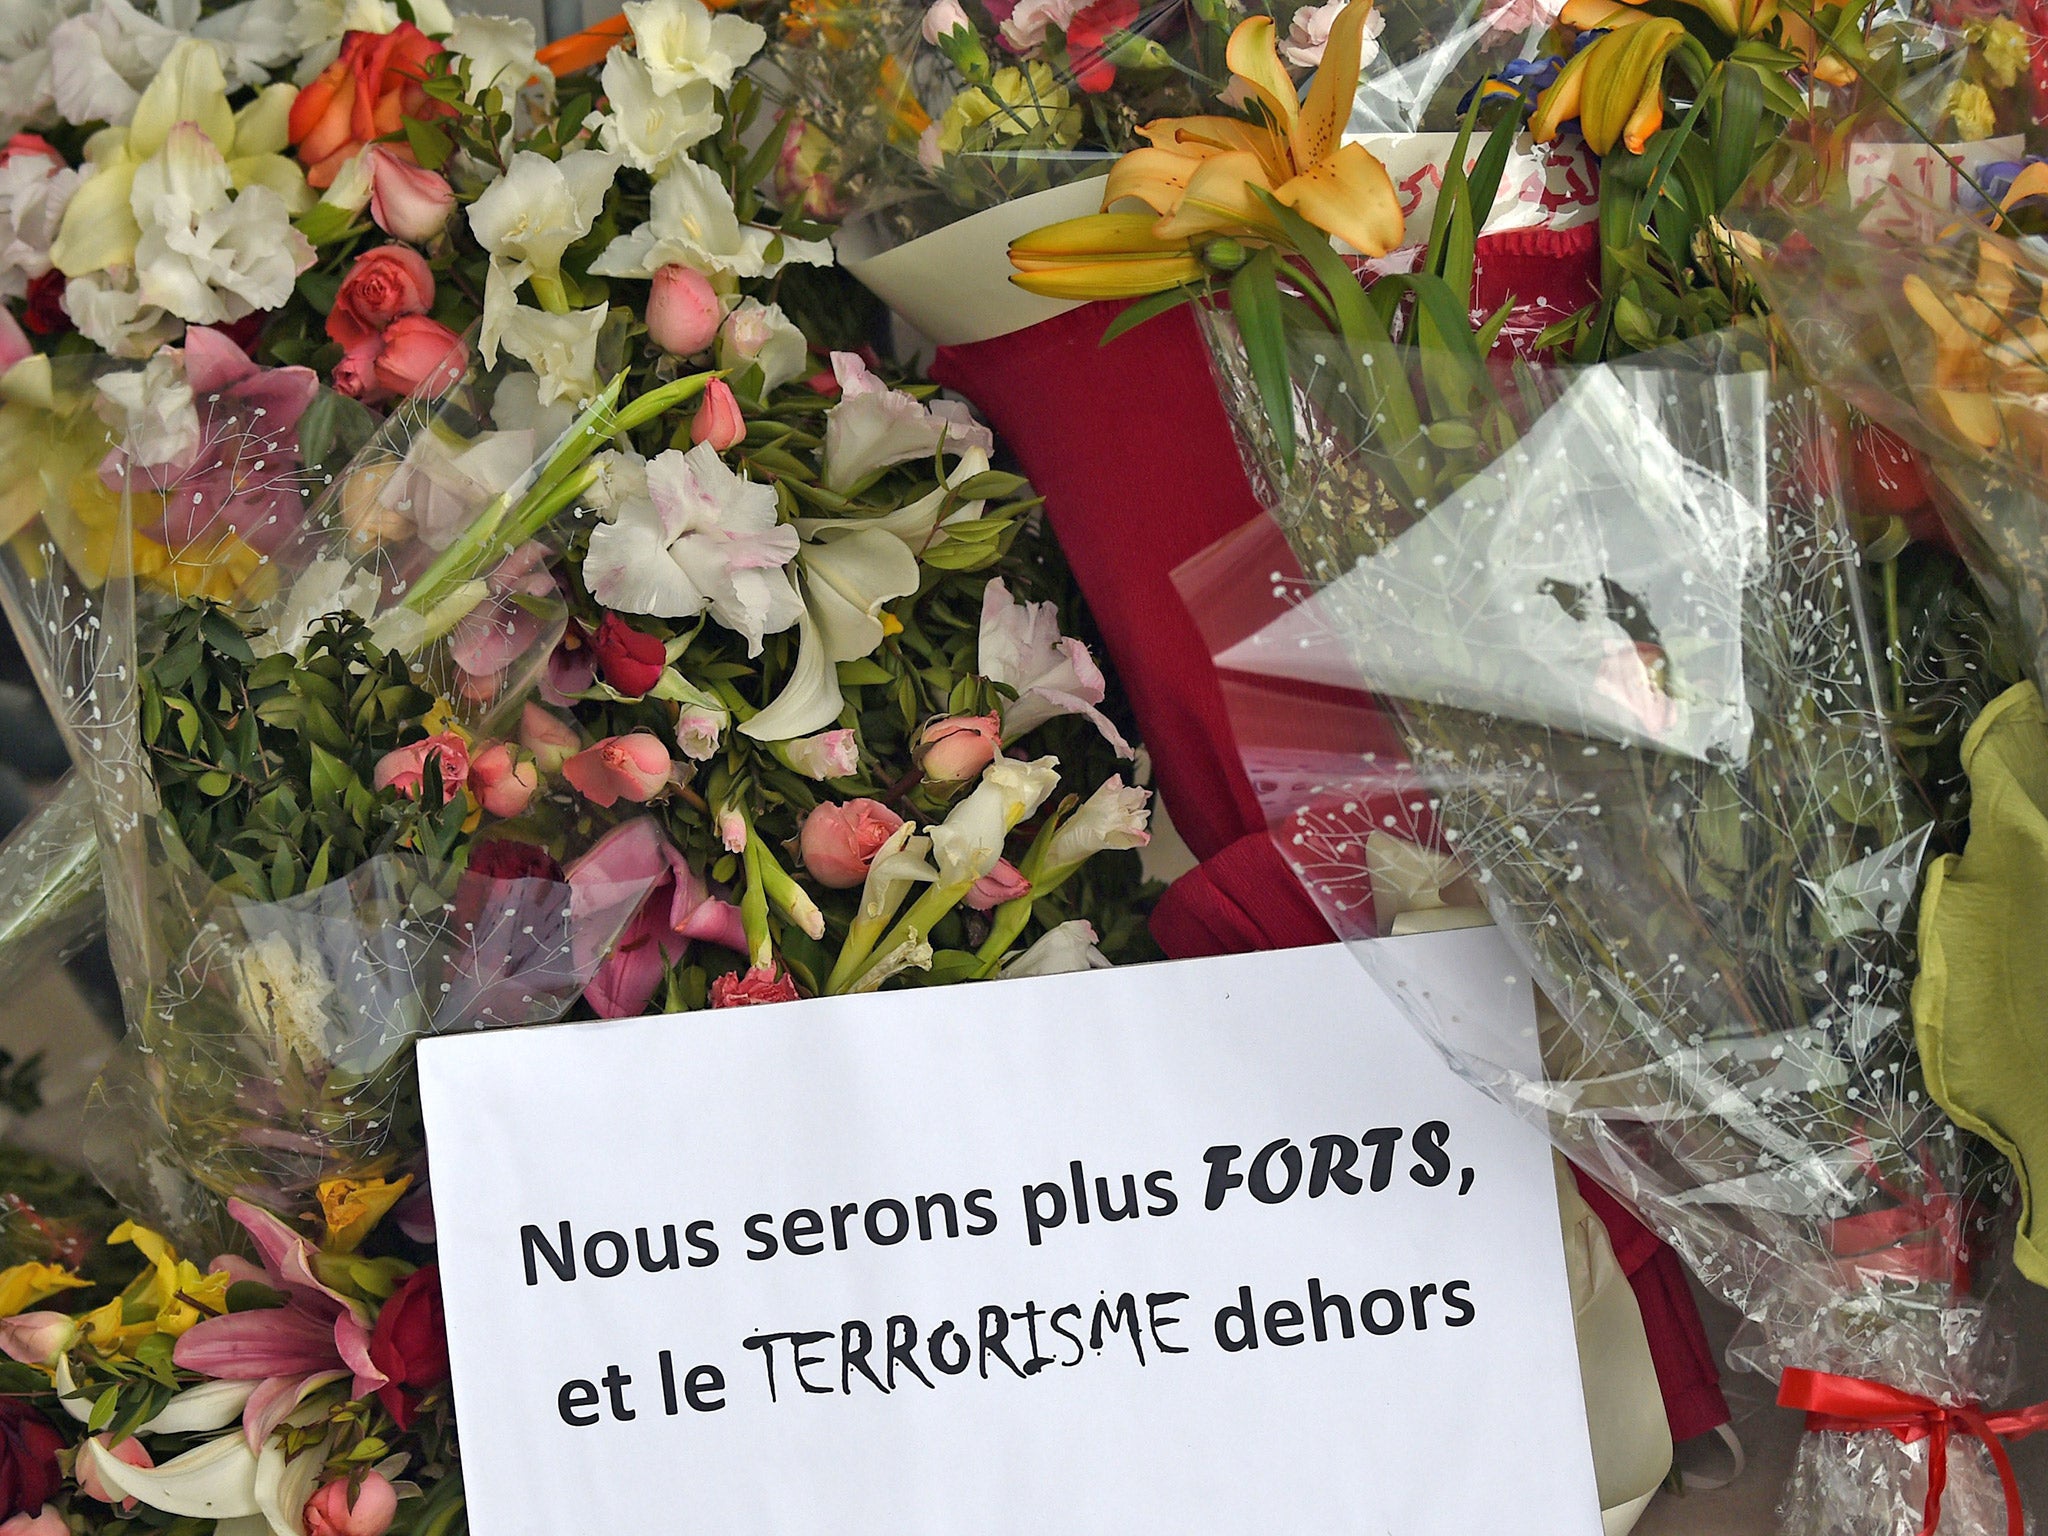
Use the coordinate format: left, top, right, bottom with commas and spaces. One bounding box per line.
922, 0, 973, 41
646, 264, 721, 357
710, 964, 802, 1007
332, 338, 388, 403
912, 712, 1001, 783
781, 727, 856, 781
518, 702, 580, 775
372, 316, 467, 401
590, 612, 667, 696
563, 733, 674, 807
367, 145, 455, 243
76, 1434, 152, 1510
374, 733, 470, 801
675, 705, 724, 761
328, 245, 435, 350
0, 1313, 75, 1368
799, 798, 904, 889
304, 1471, 397, 1536
467, 741, 538, 818
691, 378, 746, 452
0, 1507, 67, 1536
965, 856, 1030, 911
367, 1266, 450, 1431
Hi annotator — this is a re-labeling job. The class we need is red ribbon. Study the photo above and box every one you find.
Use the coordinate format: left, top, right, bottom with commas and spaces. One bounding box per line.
1778, 1368, 2048, 1536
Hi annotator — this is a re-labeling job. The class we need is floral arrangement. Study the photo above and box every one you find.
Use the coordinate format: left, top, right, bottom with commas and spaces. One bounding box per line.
0, 4, 1161, 1534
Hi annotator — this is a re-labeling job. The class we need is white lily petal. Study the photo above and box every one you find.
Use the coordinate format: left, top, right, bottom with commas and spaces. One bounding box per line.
255, 1431, 332, 1536
143, 1377, 261, 1435
740, 607, 843, 741
85, 1431, 262, 1520
801, 527, 919, 663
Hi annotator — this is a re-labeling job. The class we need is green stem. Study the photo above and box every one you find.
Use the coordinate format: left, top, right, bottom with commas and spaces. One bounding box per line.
529, 269, 571, 314
972, 896, 1034, 977
739, 826, 774, 970
1883, 552, 1906, 719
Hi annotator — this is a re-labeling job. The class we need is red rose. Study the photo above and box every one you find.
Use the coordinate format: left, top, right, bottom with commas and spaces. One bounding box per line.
710, 965, 802, 1007
372, 316, 466, 401
328, 245, 434, 350
22, 270, 70, 337
591, 613, 666, 696
453, 839, 565, 934
0, 1399, 64, 1520
368, 1265, 449, 1431
289, 23, 451, 190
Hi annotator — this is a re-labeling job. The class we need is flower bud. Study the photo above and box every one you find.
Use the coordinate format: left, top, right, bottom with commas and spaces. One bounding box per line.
921, 0, 972, 43
468, 741, 539, 818
912, 712, 1001, 783
799, 798, 904, 888
0, 1311, 76, 1366
303, 1470, 397, 1536
691, 378, 746, 452
367, 145, 456, 243
518, 702, 580, 775
965, 857, 1030, 911
646, 264, 722, 357
676, 705, 725, 761
781, 727, 858, 781
1202, 237, 1249, 272
562, 733, 673, 808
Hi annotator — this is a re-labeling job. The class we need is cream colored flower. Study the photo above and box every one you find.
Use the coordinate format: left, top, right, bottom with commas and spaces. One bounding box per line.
624, 0, 765, 95
598, 49, 719, 175
590, 157, 831, 282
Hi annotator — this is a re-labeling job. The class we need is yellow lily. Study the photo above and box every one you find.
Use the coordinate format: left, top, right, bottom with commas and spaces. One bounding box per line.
1901, 239, 2048, 469
1008, 0, 1402, 300
1534, 17, 1686, 156
0, 1261, 89, 1318
79, 1222, 233, 1353
318, 1175, 415, 1254
50, 38, 310, 279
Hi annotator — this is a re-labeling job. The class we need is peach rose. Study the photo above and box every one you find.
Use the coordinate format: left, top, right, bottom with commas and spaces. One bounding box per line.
799, 798, 904, 888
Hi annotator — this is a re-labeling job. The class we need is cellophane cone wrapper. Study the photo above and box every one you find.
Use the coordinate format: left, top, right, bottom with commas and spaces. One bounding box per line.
0, 340, 657, 1248
1179, 311, 2024, 1534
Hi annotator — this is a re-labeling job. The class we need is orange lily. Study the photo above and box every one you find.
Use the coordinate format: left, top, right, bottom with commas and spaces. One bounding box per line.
1901, 239, 2048, 469
535, 14, 631, 77
1009, 0, 1401, 299
1533, 16, 1685, 156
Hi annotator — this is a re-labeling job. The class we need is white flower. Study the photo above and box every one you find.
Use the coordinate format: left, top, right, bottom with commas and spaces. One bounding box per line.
49, 0, 185, 127
0, 0, 90, 138
928, 755, 1061, 888
717, 297, 807, 394
468, 149, 617, 292
289, 0, 454, 64
598, 49, 719, 176
480, 261, 608, 407
582, 441, 803, 655
1002, 919, 1111, 977
194, 0, 300, 90
796, 445, 989, 553
978, 575, 1132, 754
590, 156, 831, 283
449, 14, 542, 103
0, 144, 79, 302
131, 122, 312, 324
624, 0, 765, 95
59, 266, 179, 356
1279, 0, 1381, 67
855, 821, 937, 929
821, 350, 994, 492
253, 556, 379, 658
94, 350, 198, 471
490, 369, 579, 447
997, 0, 1087, 50
1041, 775, 1151, 870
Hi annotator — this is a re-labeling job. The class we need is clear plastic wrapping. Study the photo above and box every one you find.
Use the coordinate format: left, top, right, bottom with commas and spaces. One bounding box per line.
1182, 315, 2024, 1534
0, 341, 657, 1245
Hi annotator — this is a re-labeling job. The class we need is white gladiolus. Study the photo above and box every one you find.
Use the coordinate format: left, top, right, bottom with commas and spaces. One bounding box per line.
978, 575, 1133, 754
821, 350, 994, 492
591, 157, 831, 282
928, 756, 1062, 889
623, 0, 765, 94
0, 144, 79, 302
468, 149, 618, 300
448, 13, 542, 102
717, 297, 808, 394
1003, 919, 1112, 977
1041, 775, 1152, 872
598, 49, 720, 176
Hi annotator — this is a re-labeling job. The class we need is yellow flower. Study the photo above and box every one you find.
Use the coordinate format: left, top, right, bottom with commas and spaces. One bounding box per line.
1532, 17, 1687, 156
937, 64, 1080, 156
1009, 0, 1402, 299
0, 1261, 89, 1318
1946, 80, 1999, 143
318, 1175, 414, 1254
80, 1223, 234, 1352
1900, 238, 2048, 469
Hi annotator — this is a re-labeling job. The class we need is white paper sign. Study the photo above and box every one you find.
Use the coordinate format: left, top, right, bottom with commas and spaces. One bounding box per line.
419, 935, 1602, 1536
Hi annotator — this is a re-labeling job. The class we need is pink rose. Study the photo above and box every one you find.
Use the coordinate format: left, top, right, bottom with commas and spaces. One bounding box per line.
646, 264, 721, 356
77, 1434, 152, 1510
922, 0, 972, 43
328, 244, 434, 350
912, 713, 1001, 783
965, 857, 1030, 911
0, 1509, 66, 1536
563, 733, 673, 807
782, 727, 856, 781
799, 798, 903, 888
304, 1471, 397, 1536
518, 702, 580, 775
0, 1313, 73, 1367
468, 741, 538, 818
710, 965, 802, 1007
691, 378, 745, 451
332, 339, 386, 402
374, 732, 470, 801
373, 315, 466, 400
367, 144, 455, 243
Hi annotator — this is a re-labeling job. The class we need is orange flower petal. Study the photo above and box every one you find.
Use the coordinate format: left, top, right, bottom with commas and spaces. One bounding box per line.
1274, 141, 1405, 256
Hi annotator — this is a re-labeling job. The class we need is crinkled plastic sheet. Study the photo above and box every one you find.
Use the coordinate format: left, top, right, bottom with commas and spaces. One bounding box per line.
1181, 320, 2024, 1534
0, 344, 652, 1244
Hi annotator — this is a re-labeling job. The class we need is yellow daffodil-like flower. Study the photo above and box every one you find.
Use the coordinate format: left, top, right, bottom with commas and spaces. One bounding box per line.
318, 1175, 415, 1254
937, 63, 1081, 156
0, 1261, 90, 1319
1009, 0, 1401, 299
49, 38, 311, 280
1901, 238, 2048, 469
1981, 18, 2030, 89
79, 1222, 233, 1353
1945, 80, 1999, 143
1531, 16, 1686, 156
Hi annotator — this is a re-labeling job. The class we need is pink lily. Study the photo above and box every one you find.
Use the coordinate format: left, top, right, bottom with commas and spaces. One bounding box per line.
566, 819, 748, 1018
173, 1199, 386, 1452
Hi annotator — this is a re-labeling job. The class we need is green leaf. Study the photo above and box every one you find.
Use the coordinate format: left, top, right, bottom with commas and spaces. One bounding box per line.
947, 471, 1031, 500
1712, 58, 1766, 208
1228, 248, 1295, 473
87, 1384, 119, 1433
1099, 287, 1195, 346
293, 202, 364, 248
403, 116, 454, 170
835, 658, 893, 686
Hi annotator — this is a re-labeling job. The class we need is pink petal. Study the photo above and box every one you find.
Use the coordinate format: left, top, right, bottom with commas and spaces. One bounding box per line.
583, 927, 670, 1019
677, 895, 748, 953
241, 1369, 344, 1454
182, 326, 258, 394
174, 1307, 339, 1380
334, 1310, 387, 1402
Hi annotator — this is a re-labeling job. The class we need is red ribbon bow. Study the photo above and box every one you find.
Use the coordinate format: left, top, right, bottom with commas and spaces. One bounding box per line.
1778, 1367, 2048, 1536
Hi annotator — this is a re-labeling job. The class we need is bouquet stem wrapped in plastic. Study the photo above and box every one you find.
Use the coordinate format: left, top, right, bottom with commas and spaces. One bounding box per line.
1184, 306, 2027, 1533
